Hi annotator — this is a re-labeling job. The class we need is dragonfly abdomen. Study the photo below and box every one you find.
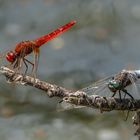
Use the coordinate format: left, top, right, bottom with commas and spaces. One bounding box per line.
34, 20, 76, 47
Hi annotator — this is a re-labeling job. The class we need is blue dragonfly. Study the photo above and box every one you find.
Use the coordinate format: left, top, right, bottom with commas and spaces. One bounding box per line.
58, 69, 140, 111
82, 69, 140, 100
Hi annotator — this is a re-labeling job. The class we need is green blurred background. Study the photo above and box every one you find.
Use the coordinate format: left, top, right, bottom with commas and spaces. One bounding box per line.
0, 0, 140, 140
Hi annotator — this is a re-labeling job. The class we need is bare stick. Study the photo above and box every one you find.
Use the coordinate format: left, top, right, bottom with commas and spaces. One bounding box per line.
0, 66, 71, 98
133, 112, 140, 140
1, 66, 140, 112
2, 66, 140, 139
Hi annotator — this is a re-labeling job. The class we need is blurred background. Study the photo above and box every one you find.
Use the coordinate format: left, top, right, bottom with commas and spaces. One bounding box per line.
0, 0, 139, 139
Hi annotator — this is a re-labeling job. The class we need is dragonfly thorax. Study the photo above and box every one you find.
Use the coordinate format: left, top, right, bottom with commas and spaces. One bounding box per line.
6, 51, 17, 63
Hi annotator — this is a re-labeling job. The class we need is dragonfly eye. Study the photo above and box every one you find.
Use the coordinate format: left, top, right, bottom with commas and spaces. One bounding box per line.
108, 80, 120, 89
6, 51, 16, 63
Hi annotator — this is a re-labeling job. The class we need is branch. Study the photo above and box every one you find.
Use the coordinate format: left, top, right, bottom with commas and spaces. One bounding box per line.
0, 66, 71, 98
0, 66, 140, 112
133, 111, 140, 140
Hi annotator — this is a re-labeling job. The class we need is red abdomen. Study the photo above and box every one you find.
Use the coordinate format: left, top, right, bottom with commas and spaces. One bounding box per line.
34, 20, 76, 47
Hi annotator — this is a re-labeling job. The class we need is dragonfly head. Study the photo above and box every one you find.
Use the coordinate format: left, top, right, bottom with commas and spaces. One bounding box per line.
108, 79, 121, 92
6, 51, 17, 63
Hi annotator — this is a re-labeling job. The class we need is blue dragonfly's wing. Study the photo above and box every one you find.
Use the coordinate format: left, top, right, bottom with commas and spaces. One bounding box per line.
57, 74, 115, 111
81, 75, 114, 97
126, 71, 140, 99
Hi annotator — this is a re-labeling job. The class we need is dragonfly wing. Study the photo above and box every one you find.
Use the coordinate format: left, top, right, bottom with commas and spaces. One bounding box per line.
57, 74, 115, 111
81, 75, 113, 96
127, 72, 139, 99
32, 47, 40, 78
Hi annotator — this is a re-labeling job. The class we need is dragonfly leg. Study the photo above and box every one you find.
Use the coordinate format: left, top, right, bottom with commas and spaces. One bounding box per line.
118, 90, 122, 101
123, 93, 127, 99
33, 52, 39, 80
13, 58, 22, 73
13, 59, 18, 69
23, 58, 29, 76
112, 92, 116, 97
24, 58, 34, 71
122, 89, 134, 100
23, 58, 34, 75
6, 58, 22, 82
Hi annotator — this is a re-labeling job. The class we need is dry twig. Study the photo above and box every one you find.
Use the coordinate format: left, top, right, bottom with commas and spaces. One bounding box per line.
1, 66, 140, 139
0, 66, 140, 112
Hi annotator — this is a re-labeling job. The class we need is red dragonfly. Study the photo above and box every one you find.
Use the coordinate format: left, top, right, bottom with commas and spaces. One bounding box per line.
5, 20, 76, 76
